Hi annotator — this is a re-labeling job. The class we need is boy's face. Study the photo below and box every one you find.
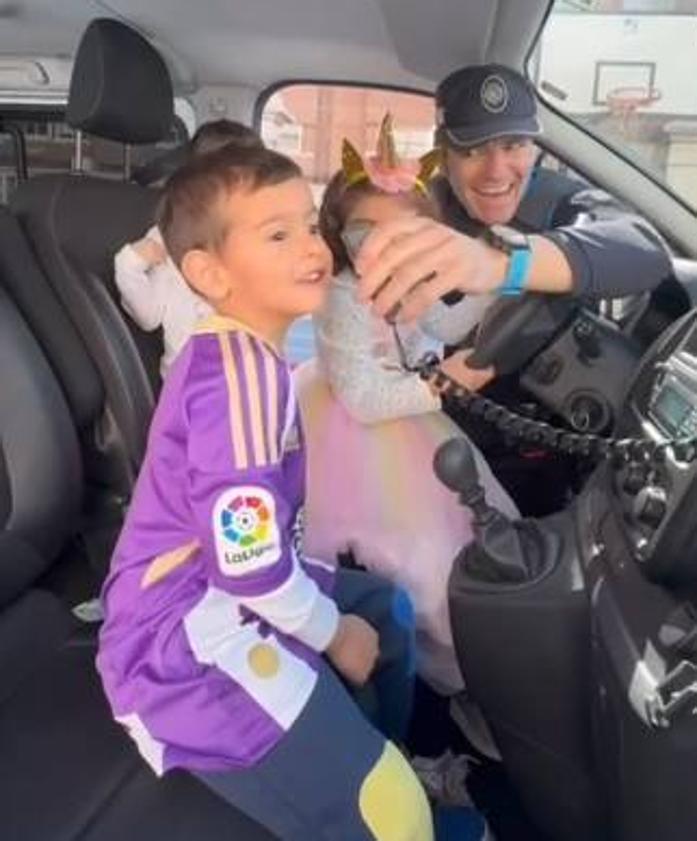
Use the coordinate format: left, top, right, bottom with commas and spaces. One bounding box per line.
189, 177, 332, 331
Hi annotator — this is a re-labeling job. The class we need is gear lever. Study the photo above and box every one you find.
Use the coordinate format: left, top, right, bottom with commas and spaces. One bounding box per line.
434, 437, 557, 583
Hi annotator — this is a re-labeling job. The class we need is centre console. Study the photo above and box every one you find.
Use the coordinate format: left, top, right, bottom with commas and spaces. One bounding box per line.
613, 309, 697, 584
447, 309, 697, 841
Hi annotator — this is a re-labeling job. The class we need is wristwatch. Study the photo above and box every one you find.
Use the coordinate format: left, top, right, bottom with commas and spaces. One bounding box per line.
482, 224, 532, 296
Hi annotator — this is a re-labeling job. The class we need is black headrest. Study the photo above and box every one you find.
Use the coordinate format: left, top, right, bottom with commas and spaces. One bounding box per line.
66, 18, 174, 144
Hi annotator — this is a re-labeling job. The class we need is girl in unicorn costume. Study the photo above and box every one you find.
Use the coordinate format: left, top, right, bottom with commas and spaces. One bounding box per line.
295, 115, 518, 695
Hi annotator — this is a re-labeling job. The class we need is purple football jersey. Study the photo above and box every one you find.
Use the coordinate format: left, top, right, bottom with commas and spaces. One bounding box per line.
97, 317, 337, 773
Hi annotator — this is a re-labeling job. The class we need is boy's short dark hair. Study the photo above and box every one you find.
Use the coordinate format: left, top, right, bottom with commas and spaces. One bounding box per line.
189, 119, 263, 159
158, 144, 301, 268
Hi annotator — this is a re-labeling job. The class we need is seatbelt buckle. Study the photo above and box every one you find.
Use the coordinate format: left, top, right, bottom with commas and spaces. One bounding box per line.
646, 660, 697, 729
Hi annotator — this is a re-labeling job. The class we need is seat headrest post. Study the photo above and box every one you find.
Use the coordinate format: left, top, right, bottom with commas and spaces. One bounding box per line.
72, 129, 84, 173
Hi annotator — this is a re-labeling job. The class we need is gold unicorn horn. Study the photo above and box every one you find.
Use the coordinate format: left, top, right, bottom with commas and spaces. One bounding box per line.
341, 138, 368, 186
375, 113, 399, 169
414, 148, 442, 193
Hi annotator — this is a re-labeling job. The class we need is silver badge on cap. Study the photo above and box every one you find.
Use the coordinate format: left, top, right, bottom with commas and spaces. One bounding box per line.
480, 75, 508, 114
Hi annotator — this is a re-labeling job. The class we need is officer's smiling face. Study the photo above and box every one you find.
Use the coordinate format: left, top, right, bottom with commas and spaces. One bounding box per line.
445, 136, 537, 226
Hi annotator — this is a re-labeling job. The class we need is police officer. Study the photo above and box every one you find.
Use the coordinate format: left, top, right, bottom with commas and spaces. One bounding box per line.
356, 63, 671, 326
356, 64, 672, 514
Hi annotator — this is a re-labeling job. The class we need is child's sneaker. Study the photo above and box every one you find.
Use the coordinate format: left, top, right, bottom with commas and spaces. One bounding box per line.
411, 749, 478, 807
434, 805, 494, 840
72, 597, 104, 623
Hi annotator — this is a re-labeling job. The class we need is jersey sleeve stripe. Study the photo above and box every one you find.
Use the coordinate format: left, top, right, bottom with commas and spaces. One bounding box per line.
141, 539, 200, 589
218, 333, 249, 470
238, 332, 269, 467
260, 344, 280, 463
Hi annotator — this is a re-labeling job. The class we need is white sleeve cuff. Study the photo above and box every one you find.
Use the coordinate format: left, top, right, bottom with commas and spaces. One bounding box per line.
241, 561, 340, 652
295, 589, 340, 651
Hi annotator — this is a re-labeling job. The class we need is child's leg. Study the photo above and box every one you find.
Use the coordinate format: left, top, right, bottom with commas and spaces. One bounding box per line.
332, 567, 416, 744
194, 662, 432, 841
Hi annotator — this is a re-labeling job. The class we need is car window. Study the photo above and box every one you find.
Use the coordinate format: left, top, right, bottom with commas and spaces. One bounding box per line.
533, 0, 697, 212
535, 146, 589, 185
259, 83, 434, 205
258, 83, 435, 363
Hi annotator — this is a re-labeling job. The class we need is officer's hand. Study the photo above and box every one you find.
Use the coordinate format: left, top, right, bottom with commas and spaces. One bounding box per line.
437, 348, 495, 392
355, 217, 506, 323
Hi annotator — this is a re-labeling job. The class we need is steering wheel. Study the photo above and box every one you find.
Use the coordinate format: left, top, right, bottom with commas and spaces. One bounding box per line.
465, 293, 579, 375
460, 292, 644, 435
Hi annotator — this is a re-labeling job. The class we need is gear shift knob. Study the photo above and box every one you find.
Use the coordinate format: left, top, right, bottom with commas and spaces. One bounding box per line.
434, 436, 552, 584
433, 437, 479, 495
434, 437, 497, 525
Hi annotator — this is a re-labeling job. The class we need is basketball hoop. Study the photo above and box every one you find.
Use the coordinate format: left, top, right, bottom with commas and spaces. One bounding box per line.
605, 86, 662, 134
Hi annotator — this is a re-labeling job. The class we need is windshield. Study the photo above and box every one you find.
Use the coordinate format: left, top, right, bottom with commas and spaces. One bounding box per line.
533, 0, 697, 211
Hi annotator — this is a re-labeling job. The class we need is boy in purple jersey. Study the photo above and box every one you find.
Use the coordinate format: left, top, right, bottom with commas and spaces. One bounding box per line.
97, 144, 434, 840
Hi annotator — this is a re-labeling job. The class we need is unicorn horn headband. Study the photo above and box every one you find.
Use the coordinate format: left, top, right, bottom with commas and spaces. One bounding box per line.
341, 113, 440, 196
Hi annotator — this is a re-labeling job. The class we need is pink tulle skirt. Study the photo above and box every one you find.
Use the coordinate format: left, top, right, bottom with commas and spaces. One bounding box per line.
294, 360, 518, 694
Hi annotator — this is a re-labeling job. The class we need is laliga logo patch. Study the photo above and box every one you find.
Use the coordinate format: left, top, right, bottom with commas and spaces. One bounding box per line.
480, 75, 508, 114
214, 486, 280, 575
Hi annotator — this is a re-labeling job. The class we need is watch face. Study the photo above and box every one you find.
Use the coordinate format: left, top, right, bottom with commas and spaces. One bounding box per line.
489, 224, 529, 251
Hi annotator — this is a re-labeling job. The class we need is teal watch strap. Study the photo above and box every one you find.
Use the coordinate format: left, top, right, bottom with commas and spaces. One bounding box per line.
499, 246, 532, 296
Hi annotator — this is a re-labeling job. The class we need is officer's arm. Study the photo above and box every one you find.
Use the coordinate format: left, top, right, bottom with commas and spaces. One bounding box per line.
540, 188, 672, 298
476, 195, 670, 298
357, 210, 665, 323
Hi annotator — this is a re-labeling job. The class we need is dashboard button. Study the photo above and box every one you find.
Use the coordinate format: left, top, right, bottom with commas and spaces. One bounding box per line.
633, 485, 668, 530
622, 462, 648, 496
